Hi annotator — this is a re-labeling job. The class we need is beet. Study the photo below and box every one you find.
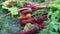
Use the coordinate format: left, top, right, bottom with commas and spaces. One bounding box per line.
14, 24, 45, 34
30, 4, 40, 11
33, 17, 38, 22
31, 17, 38, 23
39, 23, 45, 30
23, 3, 40, 11
37, 19, 43, 24
20, 20, 29, 25
29, 17, 38, 24
29, 20, 35, 24
31, 7, 40, 11
30, 17, 44, 24
21, 9, 32, 14
21, 25, 40, 34
27, 17, 43, 24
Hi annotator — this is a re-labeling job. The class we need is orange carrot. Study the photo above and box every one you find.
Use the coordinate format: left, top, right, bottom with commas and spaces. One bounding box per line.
18, 13, 31, 19
23, 13, 31, 19
18, 13, 24, 19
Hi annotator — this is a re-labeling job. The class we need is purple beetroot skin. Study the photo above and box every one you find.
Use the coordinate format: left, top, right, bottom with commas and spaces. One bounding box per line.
20, 20, 29, 25
21, 25, 40, 34
14, 24, 45, 34
21, 9, 32, 14
30, 17, 44, 24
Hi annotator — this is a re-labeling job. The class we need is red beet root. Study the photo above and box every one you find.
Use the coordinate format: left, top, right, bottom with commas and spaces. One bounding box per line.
14, 24, 45, 34
23, 4, 40, 11
29, 20, 35, 24
21, 8, 32, 14
21, 25, 40, 34
20, 20, 29, 25
33, 17, 38, 22
31, 7, 40, 11
31, 17, 38, 23
30, 4, 40, 11
28, 17, 44, 24
38, 19, 44, 24
39, 24, 45, 30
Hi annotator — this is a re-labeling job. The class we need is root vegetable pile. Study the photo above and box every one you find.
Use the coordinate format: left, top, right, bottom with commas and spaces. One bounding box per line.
1, 0, 60, 34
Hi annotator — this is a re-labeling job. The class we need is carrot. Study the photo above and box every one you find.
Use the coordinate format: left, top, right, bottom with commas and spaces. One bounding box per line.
23, 13, 31, 19
18, 13, 31, 19
18, 13, 24, 19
